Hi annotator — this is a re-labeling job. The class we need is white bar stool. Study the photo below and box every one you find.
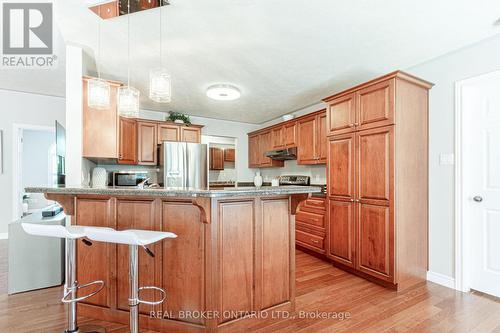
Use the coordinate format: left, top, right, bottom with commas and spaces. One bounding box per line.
21, 223, 107, 333
85, 228, 177, 333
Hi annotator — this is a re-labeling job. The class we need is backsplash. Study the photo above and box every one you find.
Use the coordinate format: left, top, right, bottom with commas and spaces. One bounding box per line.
259, 160, 327, 184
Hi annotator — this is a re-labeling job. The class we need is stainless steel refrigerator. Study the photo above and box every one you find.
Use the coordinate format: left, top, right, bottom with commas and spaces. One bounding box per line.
159, 142, 208, 189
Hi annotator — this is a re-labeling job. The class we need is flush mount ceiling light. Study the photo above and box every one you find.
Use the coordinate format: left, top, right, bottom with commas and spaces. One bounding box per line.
206, 84, 241, 101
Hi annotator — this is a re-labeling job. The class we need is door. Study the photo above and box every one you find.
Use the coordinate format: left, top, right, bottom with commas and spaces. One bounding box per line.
181, 126, 201, 143
158, 124, 180, 144
327, 199, 355, 267
118, 117, 137, 164
248, 134, 260, 168
316, 112, 327, 164
259, 131, 273, 167
326, 93, 356, 135
271, 126, 285, 149
224, 148, 235, 162
210, 148, 224, 170
284, 122, 297, 148
356, 79, 394, 131
297, 116, 317, 164
328, 134, 355, 200
137, 121, 157, 165
463, 74, 500, 297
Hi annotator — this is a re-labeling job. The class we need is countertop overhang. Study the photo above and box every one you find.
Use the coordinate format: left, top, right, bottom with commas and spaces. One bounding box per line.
25, 185, 322, 198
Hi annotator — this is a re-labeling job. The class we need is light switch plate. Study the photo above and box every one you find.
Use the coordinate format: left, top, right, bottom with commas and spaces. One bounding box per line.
439, 153, 455, 165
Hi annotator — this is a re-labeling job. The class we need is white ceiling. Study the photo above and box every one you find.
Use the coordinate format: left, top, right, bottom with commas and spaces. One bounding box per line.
3, 0, 500, 123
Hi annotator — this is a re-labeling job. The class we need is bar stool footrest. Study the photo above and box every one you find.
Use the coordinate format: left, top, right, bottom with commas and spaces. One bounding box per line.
135, 286, 166, 306
62, 280, 105, 304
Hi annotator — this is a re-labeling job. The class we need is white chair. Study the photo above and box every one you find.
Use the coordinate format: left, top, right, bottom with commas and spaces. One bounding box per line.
85, 228, 177, 333
21, 223, 107, 333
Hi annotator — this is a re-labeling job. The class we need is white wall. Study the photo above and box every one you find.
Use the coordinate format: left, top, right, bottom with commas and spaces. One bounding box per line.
406, 34, 500, 279
0, 89, 65, 236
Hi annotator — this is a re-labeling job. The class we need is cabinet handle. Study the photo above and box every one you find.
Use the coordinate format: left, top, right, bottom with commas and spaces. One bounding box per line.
354, 123, 359, 126
355, 199, 360, 203
349, 123, 355, 127
119, 154, 123, 159
350, 199, 355, 202
311, 240, 320, 244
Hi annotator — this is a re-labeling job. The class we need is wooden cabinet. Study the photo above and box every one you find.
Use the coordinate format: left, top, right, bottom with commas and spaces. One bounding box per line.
248, 134, 260, 168
224, 148, 235, 162
271, 126, 285, 149
82, 77, 121, 159
325, 79, 395, 136
137, 121, 157, 165
181, 126, 201, 143
158, 124, 180, 143
210, 148, 224, 170
295, 197, 326, 254
324, 71, 432, 291
284, 122, 297, 148
297, 110, 327, 165
118, 117, 137, 165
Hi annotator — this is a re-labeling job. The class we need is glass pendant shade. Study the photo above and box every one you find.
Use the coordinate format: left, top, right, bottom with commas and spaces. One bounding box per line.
149, 68, 172, 103
87, 78, 111, 109
117, 86, 140, 118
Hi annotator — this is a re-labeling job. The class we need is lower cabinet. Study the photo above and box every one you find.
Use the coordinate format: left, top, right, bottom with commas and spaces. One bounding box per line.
295, 197, 326, 254
327, 199, 355, 268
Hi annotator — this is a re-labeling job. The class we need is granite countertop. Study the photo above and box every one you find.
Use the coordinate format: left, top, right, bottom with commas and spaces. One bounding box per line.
25, 185, 322, 198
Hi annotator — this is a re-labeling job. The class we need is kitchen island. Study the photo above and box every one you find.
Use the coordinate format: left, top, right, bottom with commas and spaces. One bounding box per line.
26, 185, 321, 333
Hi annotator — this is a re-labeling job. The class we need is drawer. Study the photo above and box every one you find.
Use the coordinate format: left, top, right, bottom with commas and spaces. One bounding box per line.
296, 230, 324, 251
296, 211, 324, 228
303, 198, 326, 210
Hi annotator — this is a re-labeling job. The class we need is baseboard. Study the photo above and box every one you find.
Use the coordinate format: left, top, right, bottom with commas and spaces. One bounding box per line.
427, 271, 455, 289
0, 232, 8, 240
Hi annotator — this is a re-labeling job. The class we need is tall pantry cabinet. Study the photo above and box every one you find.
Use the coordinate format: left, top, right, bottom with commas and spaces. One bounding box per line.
324, 71, 433, 290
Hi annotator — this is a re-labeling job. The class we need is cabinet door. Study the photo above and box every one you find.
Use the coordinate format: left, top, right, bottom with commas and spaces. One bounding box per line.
118, 117, 137, 164
316, 112, 327, 164
327, 93, 356, 135
327, 199, 355, 267
356, 79, 394, 131
328, 134, 355, 200
248, 134, 260, 168
297, 116, 317, 165
76, 198, 113, 308
356, 126, 393, 205
271, 126, 285, 149
82, 79, 119, 159
224, 148, 235, 162
181, 126, 201, 143
158, 124, 180, 144
284, 122, 297, 148
356, 203, 394, 282
210, 148, 224, 170
259, 131, 273, 167
116, 199, 161, 314
137, 121, 157, 165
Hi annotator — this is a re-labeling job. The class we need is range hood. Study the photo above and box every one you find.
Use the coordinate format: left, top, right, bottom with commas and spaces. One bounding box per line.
265, 147, 297, 160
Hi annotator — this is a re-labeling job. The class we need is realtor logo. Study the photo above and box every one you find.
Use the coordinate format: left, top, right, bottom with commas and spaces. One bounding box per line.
1, 2, 56, 68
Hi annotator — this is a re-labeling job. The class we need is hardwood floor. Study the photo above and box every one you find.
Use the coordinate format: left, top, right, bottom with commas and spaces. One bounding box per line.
1, 240, 500, 332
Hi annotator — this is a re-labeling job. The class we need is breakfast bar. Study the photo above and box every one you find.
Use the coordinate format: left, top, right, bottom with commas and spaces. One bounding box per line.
26, 185, 321, 333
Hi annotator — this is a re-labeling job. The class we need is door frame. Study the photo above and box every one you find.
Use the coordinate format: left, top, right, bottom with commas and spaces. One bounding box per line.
454, 69, 500, 292
11, 123, 55, 222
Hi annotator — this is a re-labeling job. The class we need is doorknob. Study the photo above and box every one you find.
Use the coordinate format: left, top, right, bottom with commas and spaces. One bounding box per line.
473, 196, 483, 202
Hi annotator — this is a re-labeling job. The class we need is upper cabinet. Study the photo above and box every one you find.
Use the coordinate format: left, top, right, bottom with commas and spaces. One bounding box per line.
224, 148, 235, 162
89, 0, 119, 19
297, 110, 327, 165
82, 77, 122, 159
324, 77, 396, 136
247, 109, 326, 168
82, 76, 203, 166
209, 148, 224, 170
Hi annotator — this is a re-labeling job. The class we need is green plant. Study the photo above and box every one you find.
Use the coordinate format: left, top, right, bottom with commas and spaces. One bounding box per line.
168, 112, 191, 125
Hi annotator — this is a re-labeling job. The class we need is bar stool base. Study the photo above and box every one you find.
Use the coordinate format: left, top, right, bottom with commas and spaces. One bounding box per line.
63, 325, 106, 333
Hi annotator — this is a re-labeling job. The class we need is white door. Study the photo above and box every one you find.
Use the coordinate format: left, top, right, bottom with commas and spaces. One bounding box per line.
462, 71, 500, 297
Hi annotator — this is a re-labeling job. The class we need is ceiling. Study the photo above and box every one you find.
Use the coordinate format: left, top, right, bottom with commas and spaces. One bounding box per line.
3, 0, 500, 123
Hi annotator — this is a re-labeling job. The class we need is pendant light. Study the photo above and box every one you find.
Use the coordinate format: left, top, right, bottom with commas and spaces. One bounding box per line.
149, 1, 172, 103
88, 16, 110, 109
118, 0, 140, 118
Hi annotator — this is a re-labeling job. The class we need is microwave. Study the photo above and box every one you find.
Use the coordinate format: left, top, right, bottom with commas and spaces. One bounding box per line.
112, 171, 149, 187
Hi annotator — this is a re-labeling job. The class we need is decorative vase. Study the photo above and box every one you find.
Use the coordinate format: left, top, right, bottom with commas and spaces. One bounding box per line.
92, 167, 108, 188
254, 171, 263, 188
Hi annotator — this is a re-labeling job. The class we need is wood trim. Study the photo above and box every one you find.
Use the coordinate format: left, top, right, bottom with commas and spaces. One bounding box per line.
44, 193, 75, 215
322, 70, 434, 102
247, 108, 326, 136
